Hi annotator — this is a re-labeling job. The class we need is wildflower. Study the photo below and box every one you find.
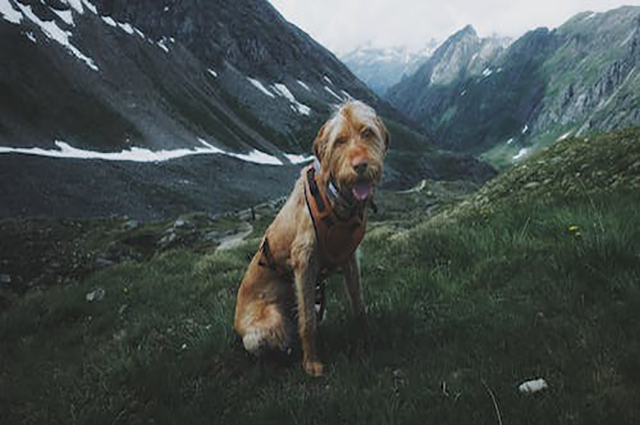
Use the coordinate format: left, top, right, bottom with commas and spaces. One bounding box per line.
568, 225, 582, 238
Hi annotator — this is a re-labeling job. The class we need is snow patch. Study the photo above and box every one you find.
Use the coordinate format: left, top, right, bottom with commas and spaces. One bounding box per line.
157, 38, 169, 53
232, 150, 282, 165
101, 16, 117, 27
207, 69, 218, 78
0, 139, 285, 166
556, 130, 573, 141
272, 83, 311, 116
323, 75, 334, 85
620, 29, 636, 47
284, 153, 313, 164
460, 90, 467, 97
506, 138, 514, 145
25, 31, 36, 43
324, 86, 342, 101
482, 68, 493, 77
0, 0, 22, 24
15, 3, 99, 71
513, 148, 530, 161
522, 124, 529, 134
297, 80, 311, 91
340, 90, 353, 100
65, 0, 84, 14
583, 12, 597, 21
248, 77, 275, 98
81, 0, 97, 14
133, 27, 144, 38
52, 9, 74, 26
118, 22, 134, 35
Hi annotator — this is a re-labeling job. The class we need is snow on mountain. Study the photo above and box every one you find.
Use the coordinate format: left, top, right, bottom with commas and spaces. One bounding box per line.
341, 41, 439, 95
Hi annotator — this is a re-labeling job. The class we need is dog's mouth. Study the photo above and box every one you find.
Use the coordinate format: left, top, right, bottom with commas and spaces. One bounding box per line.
351, 180, 373, 202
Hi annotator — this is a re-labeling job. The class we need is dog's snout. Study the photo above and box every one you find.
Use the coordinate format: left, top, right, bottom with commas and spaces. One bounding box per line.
352, 158, 369, 175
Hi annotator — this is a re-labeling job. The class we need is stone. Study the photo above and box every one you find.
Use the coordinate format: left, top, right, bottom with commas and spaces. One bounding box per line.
86, 288, 105, 302
524, 181, 540, 189
0, 274, 11, 285
122, 219, 141, 231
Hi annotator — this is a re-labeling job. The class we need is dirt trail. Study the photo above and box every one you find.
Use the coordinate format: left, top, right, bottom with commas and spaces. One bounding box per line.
215, 222, 254, 252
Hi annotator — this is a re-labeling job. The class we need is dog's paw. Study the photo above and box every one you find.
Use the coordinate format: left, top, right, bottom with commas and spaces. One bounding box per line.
303, 360, 324, 377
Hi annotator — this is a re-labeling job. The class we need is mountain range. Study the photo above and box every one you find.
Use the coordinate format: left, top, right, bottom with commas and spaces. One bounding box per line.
0, 0, 494, 219
386, 6, 640, 167
340, 41, 440, 96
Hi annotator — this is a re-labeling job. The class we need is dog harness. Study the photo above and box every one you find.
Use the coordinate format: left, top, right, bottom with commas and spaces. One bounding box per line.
257, 162, 370, 320
303, 164, 367, 269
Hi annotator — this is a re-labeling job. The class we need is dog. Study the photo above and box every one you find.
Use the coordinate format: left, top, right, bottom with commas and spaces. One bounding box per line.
234, 100, 389, 377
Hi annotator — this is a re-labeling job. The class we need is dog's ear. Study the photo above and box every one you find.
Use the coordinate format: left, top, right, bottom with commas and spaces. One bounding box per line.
376, 117, 390, 151
313, 123, 328, 161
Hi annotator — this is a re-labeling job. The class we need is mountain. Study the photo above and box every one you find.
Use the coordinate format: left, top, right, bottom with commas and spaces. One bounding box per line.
386, 6, 640, 168
340, 41, 439, 96
0, 0, 495, 219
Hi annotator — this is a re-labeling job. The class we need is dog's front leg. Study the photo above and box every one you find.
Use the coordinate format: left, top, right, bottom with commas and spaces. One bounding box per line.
343, 252, 371, 349
293, 247, 323, 377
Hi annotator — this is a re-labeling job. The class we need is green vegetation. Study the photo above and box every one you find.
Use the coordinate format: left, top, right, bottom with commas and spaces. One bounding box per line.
1, 128, 639, 424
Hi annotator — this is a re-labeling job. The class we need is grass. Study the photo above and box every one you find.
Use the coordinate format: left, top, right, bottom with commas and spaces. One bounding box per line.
1, 129, 639, 424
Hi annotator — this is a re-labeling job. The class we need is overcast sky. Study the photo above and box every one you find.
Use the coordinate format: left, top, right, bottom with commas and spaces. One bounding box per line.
269, 0, 640, 54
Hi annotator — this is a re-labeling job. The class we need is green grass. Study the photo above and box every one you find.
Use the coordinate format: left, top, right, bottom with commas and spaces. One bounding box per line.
1, 130, 639, 424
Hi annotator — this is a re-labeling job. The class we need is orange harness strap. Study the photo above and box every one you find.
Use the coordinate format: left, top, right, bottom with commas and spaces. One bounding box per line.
303, 165, 367, 269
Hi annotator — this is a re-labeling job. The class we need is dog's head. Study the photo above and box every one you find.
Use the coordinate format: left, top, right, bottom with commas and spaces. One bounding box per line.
313, 101, 389, 202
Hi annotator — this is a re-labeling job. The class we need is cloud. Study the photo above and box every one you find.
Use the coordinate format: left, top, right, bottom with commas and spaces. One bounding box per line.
269, 0, 637, 54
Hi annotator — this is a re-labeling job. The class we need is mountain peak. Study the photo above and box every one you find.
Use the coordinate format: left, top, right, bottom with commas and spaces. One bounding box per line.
457, 24, 477, 38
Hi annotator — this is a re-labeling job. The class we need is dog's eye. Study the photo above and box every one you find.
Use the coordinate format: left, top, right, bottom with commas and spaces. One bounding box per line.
335, 137, 346, 146
362, 128, 374, 140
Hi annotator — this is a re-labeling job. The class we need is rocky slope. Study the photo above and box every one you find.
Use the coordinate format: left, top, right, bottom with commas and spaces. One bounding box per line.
386, 6, 640, 168
340, 41, 439, 96
0, 0, 496, 219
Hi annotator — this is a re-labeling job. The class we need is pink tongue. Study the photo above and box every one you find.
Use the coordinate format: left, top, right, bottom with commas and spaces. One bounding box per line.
352, 181, 372, 201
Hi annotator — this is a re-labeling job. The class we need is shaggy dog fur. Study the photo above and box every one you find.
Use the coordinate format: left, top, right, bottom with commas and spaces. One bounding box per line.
234, 101, 389, 376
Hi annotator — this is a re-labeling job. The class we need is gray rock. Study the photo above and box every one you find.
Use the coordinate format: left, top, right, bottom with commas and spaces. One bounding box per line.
524, 182, 541, 189
158, 232, 177, 246
86, 288, 105, 302
122, 219, 141, 231
95, 253, 115, 268
0, 274, 11, 285
204, 230, 221, 242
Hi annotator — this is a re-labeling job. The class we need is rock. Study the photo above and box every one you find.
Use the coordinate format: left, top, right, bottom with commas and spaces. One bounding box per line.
0, 274, 11, 285
518, 378, 548, 394
86, 288, 105, 302
158, 232, 177, 246
122, 219, 141, 231
524, 181, 540, 189
204, 230, 221, 242
174, 219, 192, 229
95, 253, 115, 268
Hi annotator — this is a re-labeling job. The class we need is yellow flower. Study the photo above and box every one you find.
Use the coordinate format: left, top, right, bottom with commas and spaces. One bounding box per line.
568, 225, 580, 232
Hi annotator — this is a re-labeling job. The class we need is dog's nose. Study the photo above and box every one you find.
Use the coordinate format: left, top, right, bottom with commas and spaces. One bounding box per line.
353, 159, 369, 175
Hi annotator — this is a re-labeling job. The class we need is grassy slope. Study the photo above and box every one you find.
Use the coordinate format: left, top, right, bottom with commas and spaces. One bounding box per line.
1, 129, 639, 424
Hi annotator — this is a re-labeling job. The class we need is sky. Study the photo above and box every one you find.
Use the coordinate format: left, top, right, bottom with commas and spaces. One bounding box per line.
268, 0, 640, 55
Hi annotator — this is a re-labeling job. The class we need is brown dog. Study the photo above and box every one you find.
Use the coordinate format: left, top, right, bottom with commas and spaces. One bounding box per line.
234, 100, 389, 377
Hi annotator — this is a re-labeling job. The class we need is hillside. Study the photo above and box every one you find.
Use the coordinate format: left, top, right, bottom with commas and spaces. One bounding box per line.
0, 0, 495, 219
387, 6, 640, 168
1, 127, 638, 423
